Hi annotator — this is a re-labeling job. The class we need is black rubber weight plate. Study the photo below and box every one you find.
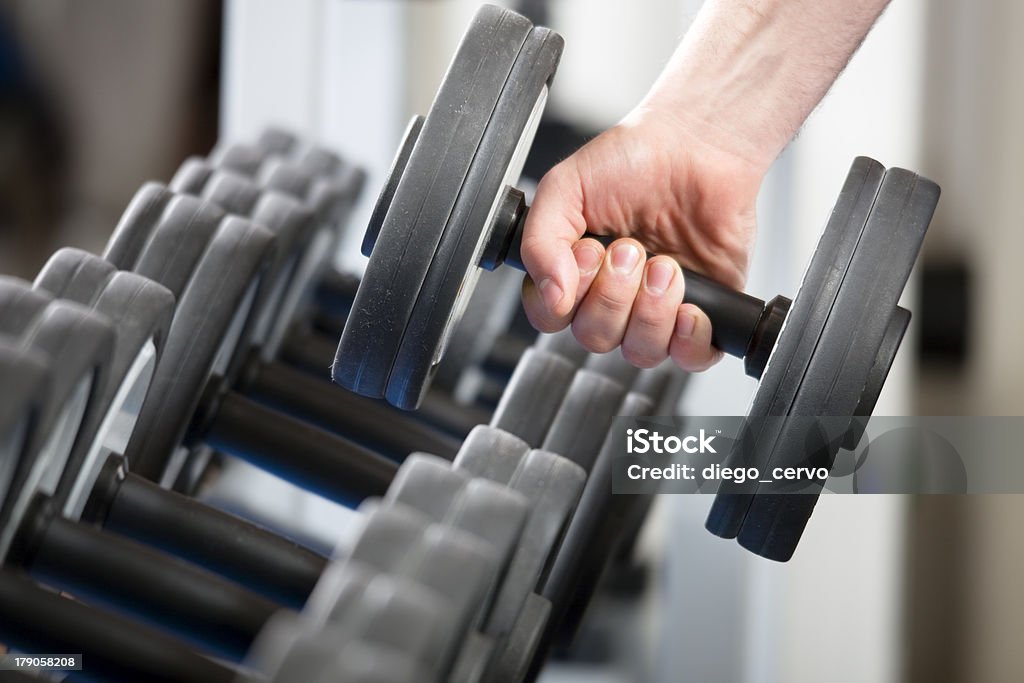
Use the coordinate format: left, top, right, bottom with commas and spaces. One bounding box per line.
387, 26, 564, 410
333, 6, 533, 402
705, 157, 886, 539
737, 169, 938, 561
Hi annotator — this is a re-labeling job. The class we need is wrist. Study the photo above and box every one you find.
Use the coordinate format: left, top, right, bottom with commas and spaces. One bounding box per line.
620, 103, 772, 190
630, 97, 780, 177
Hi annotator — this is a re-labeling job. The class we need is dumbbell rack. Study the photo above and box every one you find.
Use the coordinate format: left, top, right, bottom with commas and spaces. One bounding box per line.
0, 120, 682, 682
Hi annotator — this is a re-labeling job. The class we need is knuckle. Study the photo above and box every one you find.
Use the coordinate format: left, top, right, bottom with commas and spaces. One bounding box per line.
588, 283, 634, 317
572, 318, 619, 354
621, 343, 663, 369
630, 302, 668, 332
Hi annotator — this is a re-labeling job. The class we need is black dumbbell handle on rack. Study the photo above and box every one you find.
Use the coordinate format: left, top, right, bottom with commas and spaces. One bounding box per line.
279, 326, 490, 438
0, 569, 235, 683
10, 495, 279, 661
236, 350, 461, 460
131, 377, 398, 504
486, 187, 791, 379
84, 455, 327, 608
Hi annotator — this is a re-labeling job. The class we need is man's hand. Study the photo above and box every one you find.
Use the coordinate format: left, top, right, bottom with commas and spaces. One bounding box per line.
519, 0, 889, 372
520, 107, 762, 371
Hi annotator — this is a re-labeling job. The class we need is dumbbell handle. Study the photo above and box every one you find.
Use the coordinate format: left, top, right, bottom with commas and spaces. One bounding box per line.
237, 352, 461, 460
0, 569, 235, 683
490, 188, 787, 377
84, 455, 326, 608
192, 380, 398, 505
11, 495, 279, 661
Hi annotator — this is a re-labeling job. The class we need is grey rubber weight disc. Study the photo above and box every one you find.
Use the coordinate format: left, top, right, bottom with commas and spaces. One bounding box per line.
541, 369, 628, 472
489, 347, 578, 448
250, 610, 426, 683
329, 501, 501, 677
169, 158, 317, 353
384, 453, 529, 592
299, 564, 445, 680
0, 281, 115, 560
705, 157, 886, 539
736, 168, 937, 561
119, 215, 276, 481
33, 248, 175, 515
333, 5, 533, 403
0, 344, 49, 524
386, 26, 564, 410
454, 425, 586, 669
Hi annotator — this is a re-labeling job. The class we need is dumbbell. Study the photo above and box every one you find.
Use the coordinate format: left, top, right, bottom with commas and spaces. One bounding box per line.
494, 350, 680, 679
331, 343, 668, 679
11, 252, 349, 601
466, 342, 685, 678
174, 148, 359, 344
331, 5, 939, 561
0, 288, 296, 654
0, 303, 287, 660
530, 328, 688, 588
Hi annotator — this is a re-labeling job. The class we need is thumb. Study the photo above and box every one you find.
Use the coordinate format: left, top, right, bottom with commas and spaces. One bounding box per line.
519, 159, 588, 325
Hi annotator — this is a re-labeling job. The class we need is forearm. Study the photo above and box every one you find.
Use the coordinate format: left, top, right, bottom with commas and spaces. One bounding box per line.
640, 0, 890, 170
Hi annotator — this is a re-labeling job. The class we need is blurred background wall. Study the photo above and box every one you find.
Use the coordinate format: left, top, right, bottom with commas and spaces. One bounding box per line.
0, 0, 220, 276
0, 0, 1021, 680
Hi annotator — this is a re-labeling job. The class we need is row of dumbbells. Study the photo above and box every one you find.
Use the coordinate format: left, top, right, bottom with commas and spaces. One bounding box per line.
0, 128, 687, 682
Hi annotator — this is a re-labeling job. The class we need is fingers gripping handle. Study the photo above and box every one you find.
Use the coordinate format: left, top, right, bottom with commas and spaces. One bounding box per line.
491, 186, 778, 372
